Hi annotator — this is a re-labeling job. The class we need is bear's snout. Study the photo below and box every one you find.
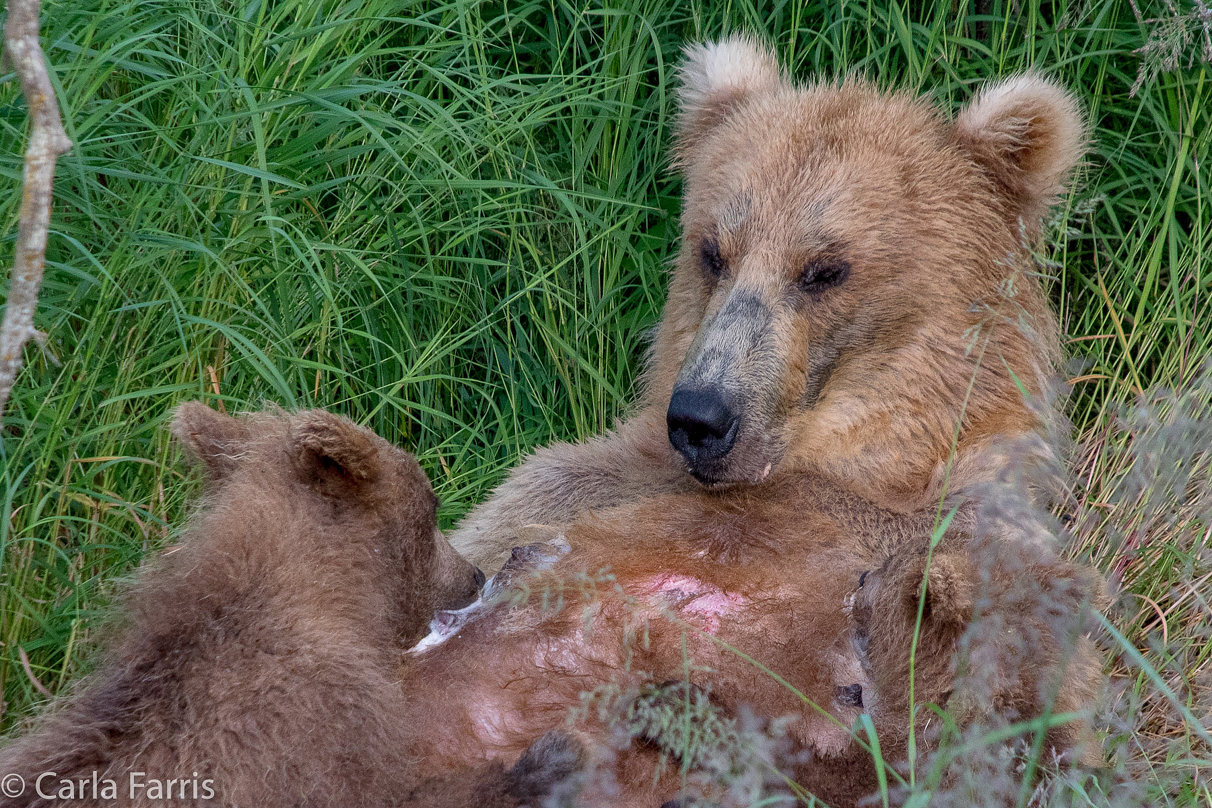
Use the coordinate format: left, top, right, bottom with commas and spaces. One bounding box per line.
667, 387, 740, 472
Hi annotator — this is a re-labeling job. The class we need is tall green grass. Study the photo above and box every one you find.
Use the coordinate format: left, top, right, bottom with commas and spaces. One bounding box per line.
1, 0, 1208, 802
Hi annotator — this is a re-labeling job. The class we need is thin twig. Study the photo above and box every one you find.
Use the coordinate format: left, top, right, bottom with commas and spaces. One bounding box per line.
0, 0, 72, 419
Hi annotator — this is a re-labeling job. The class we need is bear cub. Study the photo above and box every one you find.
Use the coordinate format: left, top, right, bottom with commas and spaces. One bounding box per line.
848, 528, 1106, 773
0, 404, 580, 807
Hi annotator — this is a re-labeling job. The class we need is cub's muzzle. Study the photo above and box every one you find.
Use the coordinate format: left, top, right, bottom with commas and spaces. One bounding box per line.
667, 387, 739, 469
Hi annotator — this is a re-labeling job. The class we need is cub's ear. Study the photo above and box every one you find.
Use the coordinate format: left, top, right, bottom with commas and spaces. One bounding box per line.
909, 553, 974, 627
675, 34, 783, 164
955, 73, 1086, 235
289, 410, 381, 499
171, 402, 250, 481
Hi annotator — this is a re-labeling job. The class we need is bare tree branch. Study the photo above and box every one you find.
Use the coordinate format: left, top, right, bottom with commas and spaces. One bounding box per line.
0, 0, 71, 420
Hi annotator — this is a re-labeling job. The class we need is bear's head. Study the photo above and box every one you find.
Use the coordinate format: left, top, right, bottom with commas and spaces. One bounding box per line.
170, 403, 485, 643
847, 538, 1104, 759
652, 35, 1085, 507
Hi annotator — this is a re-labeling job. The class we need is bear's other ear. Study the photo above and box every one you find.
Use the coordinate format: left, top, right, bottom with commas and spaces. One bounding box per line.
288, 410, 381, 499
171, 402, 250, 481
675, 34, 783, 165
955, 73, 1086, 235
910, 553, 974, 627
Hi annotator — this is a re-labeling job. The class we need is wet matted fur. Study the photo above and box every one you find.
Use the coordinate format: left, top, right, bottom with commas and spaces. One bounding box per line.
402, 477, 1103, 807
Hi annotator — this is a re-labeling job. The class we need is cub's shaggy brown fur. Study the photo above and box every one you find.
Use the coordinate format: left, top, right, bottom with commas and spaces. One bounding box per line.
450, 37, 1087, 571
0, 405, 579, 807
402, 477, 1103, 807
848, 534, 1106, 774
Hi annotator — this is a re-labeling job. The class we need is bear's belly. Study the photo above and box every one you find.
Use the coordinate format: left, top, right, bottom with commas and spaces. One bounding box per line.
402, 558, 870, 793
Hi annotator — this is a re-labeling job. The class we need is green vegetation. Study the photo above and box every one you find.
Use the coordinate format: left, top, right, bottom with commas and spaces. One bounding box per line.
1, 0, 1208, 803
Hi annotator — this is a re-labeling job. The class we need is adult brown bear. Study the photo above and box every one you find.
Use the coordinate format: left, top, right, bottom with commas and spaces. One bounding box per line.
449, 35, 1086, 573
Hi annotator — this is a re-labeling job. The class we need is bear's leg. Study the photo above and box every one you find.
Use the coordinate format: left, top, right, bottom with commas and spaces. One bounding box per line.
449, 407, 689, 571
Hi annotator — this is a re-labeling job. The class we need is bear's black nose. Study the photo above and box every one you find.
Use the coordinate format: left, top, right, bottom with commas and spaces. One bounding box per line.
472, 566, 487, 590
667, 388, 739, 465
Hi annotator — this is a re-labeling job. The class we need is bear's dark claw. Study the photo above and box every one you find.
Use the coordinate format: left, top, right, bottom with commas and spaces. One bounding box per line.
506, 731, 584, 805
835, 683, 864, 708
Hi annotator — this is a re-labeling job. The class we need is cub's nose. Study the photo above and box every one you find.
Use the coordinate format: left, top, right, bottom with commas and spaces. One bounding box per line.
667, 388, 739, 465
473, 566, 487, 590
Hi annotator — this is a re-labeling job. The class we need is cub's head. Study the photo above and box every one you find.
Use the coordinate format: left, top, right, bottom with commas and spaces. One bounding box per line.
652, 36, 1084, 502
848, 539, 1104, 756
848, 547, 975, 723
171, 403, 484, 642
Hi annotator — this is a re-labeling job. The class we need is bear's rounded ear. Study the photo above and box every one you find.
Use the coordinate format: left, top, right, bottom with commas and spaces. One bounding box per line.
911, 554, 974, 627
674, 34, 783, 166
955, 73, 1086, 236
171, 402, 250, 482
288, 410, 381, 499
